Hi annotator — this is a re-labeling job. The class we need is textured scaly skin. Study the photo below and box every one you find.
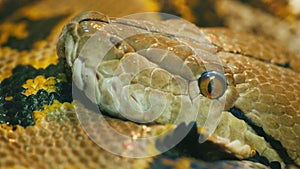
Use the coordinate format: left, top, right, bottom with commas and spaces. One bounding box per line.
58, 12, 300, 168
1, 1, 299, 168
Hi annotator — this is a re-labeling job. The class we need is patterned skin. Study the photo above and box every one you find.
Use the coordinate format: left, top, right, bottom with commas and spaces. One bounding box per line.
0, 1, 299, 169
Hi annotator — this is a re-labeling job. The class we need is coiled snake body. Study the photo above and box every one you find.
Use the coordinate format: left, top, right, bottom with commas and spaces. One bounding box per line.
57, 11, 300, 168
1, 1, 299, 168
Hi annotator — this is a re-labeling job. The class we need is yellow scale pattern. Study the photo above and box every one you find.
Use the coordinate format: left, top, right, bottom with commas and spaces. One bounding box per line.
0, 1, 161, 168
1, 0, 300, 169
22, 75, 57, 96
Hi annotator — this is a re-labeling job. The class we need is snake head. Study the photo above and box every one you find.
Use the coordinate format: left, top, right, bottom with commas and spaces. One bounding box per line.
57, 11, 239, 128
57, 11, 110, 68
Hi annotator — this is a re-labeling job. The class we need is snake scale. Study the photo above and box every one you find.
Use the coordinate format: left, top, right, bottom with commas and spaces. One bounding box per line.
0, 0, 299, 169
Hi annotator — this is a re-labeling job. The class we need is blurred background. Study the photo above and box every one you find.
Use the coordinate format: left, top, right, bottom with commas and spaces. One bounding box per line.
1, 0, 300, 55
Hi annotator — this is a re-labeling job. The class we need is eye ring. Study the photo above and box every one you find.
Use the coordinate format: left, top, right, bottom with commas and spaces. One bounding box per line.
198, 71, 227, 99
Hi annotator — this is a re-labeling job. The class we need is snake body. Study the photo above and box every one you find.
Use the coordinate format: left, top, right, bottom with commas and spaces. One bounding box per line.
1, 1, 300, 168
57, 11, 300, 168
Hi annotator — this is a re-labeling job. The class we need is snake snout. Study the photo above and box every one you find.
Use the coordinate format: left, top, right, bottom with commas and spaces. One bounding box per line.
57, 11, 111, 68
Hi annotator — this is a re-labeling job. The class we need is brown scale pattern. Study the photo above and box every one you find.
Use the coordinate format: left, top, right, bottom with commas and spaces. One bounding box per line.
2, 1, 300, 168
203, 28, 300, 164
220, 53, 300, 163
0, 101, 153, 169
202, 28, 300, 71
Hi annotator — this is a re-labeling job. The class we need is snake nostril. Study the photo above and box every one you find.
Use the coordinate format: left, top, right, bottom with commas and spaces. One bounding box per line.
110, 36, 122, 48
130, 94, 137, 102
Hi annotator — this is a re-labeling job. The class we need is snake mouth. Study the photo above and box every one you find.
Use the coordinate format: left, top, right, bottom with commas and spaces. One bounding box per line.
229, 107, 298, 168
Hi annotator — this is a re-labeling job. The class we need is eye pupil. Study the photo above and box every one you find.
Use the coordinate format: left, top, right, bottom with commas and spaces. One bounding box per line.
198, 71, 227, 99
207, 79, 214, 94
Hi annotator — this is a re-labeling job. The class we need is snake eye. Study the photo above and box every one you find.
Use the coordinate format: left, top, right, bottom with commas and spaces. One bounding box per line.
198, 71, 227, 99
